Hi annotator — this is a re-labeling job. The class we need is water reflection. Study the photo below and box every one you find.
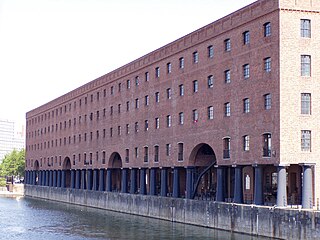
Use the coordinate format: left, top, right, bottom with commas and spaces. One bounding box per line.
0, 197, 272, 239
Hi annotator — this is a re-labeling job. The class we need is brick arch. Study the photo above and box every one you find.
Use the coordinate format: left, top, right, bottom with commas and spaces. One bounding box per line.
108, 152, 122, 168
62, 156, 72, 170
34, 160, 40, 171
188, 143, 216, 167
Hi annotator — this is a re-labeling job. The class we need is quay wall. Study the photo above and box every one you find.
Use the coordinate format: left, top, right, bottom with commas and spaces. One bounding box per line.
25, 185, 320, 239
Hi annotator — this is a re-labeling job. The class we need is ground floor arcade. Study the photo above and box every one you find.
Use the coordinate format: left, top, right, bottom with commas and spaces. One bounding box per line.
25, 163, 315, 209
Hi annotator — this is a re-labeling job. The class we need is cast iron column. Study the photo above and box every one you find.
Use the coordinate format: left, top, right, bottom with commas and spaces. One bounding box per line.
149, 168, 156, 195
233, 165, 243, 204
216, 166, 225, 202
99, 169, 105, 191
121, 168, 128, 193
106, 168, 112, 192
130, 168, 137, 194
46, 170, 50, 186
81, 169, 86, 190
302, 164, 313, 209
49, 170, 53, 187
186, 167, 194, 199
70, 169, 75, 189
57, 170, 61, 188
139, 168, 146, 195
92, 169, 99, 191
254, 165, 264, 205
173, 167, 180, 198
87, 169, 92, 190
53, 170, 57, 187
61, 170, 66, 188
276, 165, 287, 207
160, 168, 168, 197
75, 169, 81, 189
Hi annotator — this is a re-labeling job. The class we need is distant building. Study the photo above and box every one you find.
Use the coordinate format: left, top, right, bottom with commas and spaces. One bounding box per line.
0, 119, 25, 162
25, 0, 320, 209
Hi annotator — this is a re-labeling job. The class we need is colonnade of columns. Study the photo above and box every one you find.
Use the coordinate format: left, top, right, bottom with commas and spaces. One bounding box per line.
24, 164, 314, 209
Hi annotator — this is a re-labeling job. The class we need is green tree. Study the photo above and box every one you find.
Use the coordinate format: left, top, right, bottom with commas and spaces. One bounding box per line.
0, 149, 25, 178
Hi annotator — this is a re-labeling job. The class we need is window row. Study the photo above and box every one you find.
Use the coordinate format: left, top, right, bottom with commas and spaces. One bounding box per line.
28, 93, 273, 140
28, 19, 276, 127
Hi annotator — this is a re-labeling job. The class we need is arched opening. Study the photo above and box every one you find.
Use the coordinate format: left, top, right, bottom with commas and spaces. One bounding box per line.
108, 152, 122, 192
189, 143, 216, 199
63, 157, 72, 188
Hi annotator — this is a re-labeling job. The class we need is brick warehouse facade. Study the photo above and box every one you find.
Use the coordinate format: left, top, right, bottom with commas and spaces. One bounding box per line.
25, 0, 320, 209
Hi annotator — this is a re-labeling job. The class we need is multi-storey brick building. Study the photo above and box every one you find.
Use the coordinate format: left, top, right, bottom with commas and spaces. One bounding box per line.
25, 0, 320, 209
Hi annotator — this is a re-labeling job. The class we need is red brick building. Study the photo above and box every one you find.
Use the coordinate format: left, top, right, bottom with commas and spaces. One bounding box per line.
25, 0, 320, 209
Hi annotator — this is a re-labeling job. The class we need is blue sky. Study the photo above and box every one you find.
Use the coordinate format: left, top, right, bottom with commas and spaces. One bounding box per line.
0, 0, 255, 126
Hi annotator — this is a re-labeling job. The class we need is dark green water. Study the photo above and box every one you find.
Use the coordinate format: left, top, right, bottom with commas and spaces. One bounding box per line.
0, 197, 272, 239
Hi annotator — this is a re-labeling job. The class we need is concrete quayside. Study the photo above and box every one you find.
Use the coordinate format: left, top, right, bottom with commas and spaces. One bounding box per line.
25, 185, 320, 240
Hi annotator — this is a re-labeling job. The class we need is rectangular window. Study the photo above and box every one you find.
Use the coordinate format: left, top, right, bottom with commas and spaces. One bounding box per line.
110, 128, 113, 137
179, 112, 184, 125
155, 67, 160, 78
193, 80, 198, 93
127, 79, 131, 89
135, 147, 138, 158
135, 76, 139, 86
301, 93, 311, 115
208, 106, 214, 120
223, 138, 230, 159
166, 144, 171, 156
155, 117, 160, 129
179, 57, 184, 69
126, 101, 130, 111
243, 64, 250, 79
264, 94, 271, 110
110, 106, 113, 115
243, 31, 250, 45
301, 19, 311, 38
145, 72, 149, 81
208, 75, 213, 88
110, 86, 114, 95
144, 147, 149, 162
118, 83, 121, 92
301, 130, 311, 152
135, 98, 139, 109
145, 95, 149, 106
192, 109, 198, 122
224, 38, 231, 52
243, 135, 250, 151
167, 62, 172, 73
144, 120, 149, 131
167, 88, 172, 99
264, 57, 271, 72
263, 133, 272, 157
126, 124, 129, 134
208, 45, 214, 58
225, 70, 231, 83
264, 22, 271, 37
102, 151, 106, 164
224, 102, 231, 116
243, 98, 250, 113
155, 92, 160, 103
178, 143, 184, 161
118, 126, 121, 135
179, 84, 184, 96
301, 55, 311, 77
125, 149, 129, 163
167, 115, 171, 127
154, 145, 159, 162
118, 104, 121, 113
193, 51, 199, 63
135, 122, 139, 133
